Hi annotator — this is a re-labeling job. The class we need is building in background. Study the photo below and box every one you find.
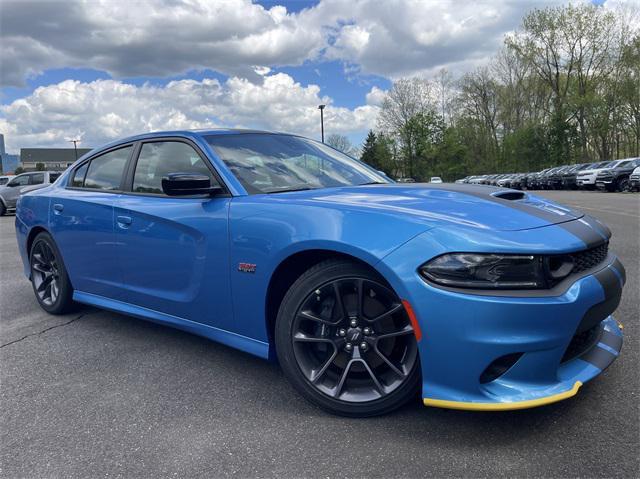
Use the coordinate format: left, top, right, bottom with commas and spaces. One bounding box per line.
19, 147, 92, 171
0, 134, 20, 174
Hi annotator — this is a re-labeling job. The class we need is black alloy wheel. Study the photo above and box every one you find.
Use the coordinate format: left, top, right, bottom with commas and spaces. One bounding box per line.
617, 177, 630, 192
276, 259, 420, 417
29, 232, 74, 314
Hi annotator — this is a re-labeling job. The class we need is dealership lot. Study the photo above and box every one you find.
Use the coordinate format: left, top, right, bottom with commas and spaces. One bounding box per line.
1, 191, 638, 478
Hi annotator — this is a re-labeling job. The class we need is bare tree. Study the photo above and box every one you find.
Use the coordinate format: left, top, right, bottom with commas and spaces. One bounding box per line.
326, 134, 356, 156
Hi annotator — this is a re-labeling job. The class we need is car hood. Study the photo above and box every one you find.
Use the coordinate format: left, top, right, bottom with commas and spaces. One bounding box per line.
271, 183, 583, 232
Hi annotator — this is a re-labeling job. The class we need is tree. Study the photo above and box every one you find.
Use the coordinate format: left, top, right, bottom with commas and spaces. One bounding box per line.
35, 162, 45, 171
378, 77, 439, 178
326, 134, 356, 157
360, 130, 378, 167
360, 130, 395, 176
14, 166, 25, 175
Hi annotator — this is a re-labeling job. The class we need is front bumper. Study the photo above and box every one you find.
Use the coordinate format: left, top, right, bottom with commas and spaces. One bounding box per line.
596, 178, 614, 189
379, 229, 626, 411
577, 174, 596, 186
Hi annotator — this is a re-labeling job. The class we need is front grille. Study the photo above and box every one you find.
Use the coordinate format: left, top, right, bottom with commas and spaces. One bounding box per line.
570, 242, 609, 274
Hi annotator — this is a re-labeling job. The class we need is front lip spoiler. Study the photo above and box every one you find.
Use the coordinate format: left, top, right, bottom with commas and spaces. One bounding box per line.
423, 381, 582, 411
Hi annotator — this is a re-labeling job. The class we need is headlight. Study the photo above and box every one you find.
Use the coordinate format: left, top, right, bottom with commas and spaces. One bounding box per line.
419, 253, 549, 289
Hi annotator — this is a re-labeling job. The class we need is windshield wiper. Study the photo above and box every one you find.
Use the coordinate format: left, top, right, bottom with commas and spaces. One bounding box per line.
359, 181, 388, 185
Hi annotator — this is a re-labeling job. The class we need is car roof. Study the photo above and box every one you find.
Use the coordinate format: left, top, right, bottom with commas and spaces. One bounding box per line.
82, 129, 296, 159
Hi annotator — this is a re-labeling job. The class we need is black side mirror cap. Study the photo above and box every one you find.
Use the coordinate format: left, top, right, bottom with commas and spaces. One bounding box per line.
161, 172, 223, 196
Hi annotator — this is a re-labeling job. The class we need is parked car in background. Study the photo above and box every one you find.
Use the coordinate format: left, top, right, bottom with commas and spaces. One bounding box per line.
596, 158, 640, 192
396, 177, 415, 183
629, 166, 640, 191
561, 163, 593, 190
0, 171, 61, 216
429, 176, 443, 183
577, 161, 620, 189
0, 175, 14, 186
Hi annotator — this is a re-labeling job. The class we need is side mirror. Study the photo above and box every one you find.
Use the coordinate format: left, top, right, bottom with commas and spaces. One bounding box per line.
161, 172, 222, 196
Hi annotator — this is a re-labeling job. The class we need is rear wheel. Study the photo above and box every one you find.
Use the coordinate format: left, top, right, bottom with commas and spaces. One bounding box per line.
275, 259, 420, 417
0, 202, 5, 216
29, 232, 75, 314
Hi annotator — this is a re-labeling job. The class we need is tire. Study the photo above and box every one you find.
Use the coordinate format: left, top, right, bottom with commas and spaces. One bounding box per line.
617, 177, 629, 192
29, 232, 75, 314
275, 259, 420, 417
0, 202, 5, 216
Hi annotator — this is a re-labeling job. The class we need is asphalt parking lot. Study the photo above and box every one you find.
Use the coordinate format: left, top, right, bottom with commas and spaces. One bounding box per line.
1, 190, 638, 478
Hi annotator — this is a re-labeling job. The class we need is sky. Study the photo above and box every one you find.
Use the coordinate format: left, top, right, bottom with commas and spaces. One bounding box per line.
0, 0, 629, 153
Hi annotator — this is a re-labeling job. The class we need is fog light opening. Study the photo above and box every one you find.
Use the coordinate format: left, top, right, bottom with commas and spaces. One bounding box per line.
479, 353, 524, 384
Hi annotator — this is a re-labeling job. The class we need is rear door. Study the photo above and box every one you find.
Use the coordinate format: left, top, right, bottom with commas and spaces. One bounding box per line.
114, 138, 233, 329
50, 145, 133, 299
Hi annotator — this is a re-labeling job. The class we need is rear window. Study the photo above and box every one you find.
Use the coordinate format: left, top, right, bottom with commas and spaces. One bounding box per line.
82, 146, 132, 190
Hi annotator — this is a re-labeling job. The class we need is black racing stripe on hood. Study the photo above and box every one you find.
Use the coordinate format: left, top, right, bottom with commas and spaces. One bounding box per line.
580, 214, 612, 239
423, 184, 609, 248
422, 184, 573, 224
557, 219, 608, 249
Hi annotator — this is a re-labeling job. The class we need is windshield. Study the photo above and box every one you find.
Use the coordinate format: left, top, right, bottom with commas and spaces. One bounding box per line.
205, 134, 388, 194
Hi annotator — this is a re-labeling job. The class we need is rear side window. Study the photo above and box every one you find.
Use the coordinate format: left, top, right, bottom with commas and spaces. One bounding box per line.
82, 146, 132, 190
49, 173, 61, 183
30, 173, 44, 185
132, 141, 213, 194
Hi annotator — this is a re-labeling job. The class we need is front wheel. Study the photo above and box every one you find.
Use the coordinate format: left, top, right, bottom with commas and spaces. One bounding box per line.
617, 177, 629, 192
275, 259, 420, 417
29, 232, 75, 314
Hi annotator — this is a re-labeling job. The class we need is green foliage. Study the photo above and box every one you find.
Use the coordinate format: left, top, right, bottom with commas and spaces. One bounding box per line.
14, 166, 25, 175
371, 4, 639, 181
35, 162, 45, 171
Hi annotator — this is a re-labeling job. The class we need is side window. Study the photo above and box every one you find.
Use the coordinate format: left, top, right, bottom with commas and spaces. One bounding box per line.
49, 173, 61, 183
30, 173, 45, 185
132, 141, 214, 195
84, 146, 132, 190
8, 175, 30, 187
71, 163, 88, 187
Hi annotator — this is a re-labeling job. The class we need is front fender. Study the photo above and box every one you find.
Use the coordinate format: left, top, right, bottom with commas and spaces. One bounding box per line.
226, 197, 433, 346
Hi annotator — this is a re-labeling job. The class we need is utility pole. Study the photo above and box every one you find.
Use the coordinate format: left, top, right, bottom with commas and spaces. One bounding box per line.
318, 104, 325, 143
68, 139, 79, 161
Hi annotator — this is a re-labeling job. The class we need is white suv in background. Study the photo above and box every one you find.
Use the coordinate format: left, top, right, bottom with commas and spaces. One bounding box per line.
576, 160, 620, 189
630, 166, 640, 191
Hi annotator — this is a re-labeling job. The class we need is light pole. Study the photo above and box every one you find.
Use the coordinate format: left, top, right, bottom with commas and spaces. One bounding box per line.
318, 104, 325, 143
68, 139, 79, 161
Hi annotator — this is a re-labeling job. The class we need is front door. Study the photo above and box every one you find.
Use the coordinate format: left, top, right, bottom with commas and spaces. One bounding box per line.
115, 140, 232, 329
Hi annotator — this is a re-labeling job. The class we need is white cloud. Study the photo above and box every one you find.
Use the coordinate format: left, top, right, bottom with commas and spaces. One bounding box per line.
0, 74, 379, 151
365, 86, 387, 107
0, 0, 325, 86
1, 0, 572, 87
323, 0, 568, 78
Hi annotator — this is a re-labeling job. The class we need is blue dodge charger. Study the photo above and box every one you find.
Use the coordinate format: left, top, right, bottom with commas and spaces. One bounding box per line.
15, 130, 625, 416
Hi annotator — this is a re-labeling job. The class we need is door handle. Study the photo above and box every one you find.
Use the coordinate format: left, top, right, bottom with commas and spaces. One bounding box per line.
53, 203, 64, 214
116, 215, 132, 227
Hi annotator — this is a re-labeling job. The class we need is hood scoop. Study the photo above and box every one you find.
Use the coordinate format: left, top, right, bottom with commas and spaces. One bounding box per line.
491, 190, 527, 201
